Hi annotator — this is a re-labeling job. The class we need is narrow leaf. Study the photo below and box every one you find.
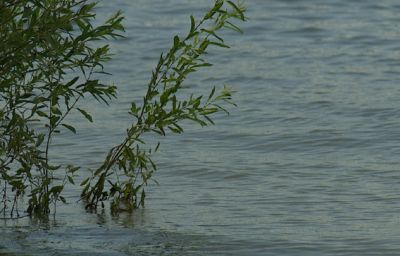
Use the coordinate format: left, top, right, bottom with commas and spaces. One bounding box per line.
68, 176, 75, 185
80, 178, 90, 186
77, 108, 93, 122
209, 41, 230, 48
62, 123, 77, 134
225, 21, 243, 33
227, 1, 245, 21
190, 15, 195, 34
208, 86, 216, 102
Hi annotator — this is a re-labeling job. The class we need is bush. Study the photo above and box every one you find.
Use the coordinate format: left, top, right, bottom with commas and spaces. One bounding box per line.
0, 0, 246, 218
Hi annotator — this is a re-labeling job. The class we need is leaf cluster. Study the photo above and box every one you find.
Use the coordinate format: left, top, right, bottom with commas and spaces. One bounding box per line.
81, 0, 246, 212
0, 0, 246, 217
0, 0, 123, 217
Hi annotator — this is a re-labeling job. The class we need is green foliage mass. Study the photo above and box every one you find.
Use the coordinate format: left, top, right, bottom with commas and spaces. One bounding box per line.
0, 0, 246, 218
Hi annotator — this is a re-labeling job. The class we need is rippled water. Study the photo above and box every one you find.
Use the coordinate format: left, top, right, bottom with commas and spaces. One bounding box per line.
3, 0, 400, 255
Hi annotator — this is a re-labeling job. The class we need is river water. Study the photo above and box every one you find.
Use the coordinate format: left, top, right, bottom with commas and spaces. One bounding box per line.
3, 0, 400, 255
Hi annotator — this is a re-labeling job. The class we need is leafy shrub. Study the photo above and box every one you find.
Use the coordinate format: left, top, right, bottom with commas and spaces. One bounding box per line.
0, 0, 246, 218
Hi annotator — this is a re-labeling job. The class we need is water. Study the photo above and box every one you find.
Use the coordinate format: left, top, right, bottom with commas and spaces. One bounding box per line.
3, 0, 400, 255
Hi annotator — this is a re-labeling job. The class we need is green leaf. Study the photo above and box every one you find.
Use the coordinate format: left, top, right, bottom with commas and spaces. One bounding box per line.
225, 21, 243, 33
67, 176, 75, 185
155, 142, 160, 152
80, 178, 90, 186
207, 86, 216, 102
202, 107, 219, 115
205, 0, 224, 19
168, 123, 183, 134
62, 123, 76, 134
190, 15, 195, 34
36, 133, 45, 147
50, 185, 64, 194
192, 63, 213, 68
173, 35, 180, 49
36, 110, 48, 118
209, 41, 230, 48
65, 76, 79, 88
201, 28, 224, 42
67, 165, 80, 173
50, 115, 60, 128
227, 1, 245, 21
59, 196, 67, 204
77, 108, 93, 122
48, 164, 61, 171
51, 106, 62, 115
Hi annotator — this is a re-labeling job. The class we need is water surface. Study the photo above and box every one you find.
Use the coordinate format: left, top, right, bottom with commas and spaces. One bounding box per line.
3, 0, 400, 255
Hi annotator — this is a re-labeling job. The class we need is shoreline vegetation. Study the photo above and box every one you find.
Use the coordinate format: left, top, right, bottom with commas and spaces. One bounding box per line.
0, 0, 246, 219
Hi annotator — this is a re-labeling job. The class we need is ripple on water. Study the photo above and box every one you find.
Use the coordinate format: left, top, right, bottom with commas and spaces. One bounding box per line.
4, 0, 400, 255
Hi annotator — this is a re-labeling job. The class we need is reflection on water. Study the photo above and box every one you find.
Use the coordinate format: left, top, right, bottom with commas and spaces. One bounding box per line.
3, 0, 400, 255
1, 206, 219, 255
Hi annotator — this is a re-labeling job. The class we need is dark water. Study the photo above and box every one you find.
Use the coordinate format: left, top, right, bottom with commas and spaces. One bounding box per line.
3, 0, 400, 255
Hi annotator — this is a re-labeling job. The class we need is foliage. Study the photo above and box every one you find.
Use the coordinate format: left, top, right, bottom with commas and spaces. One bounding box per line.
0, 0, 246, 218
